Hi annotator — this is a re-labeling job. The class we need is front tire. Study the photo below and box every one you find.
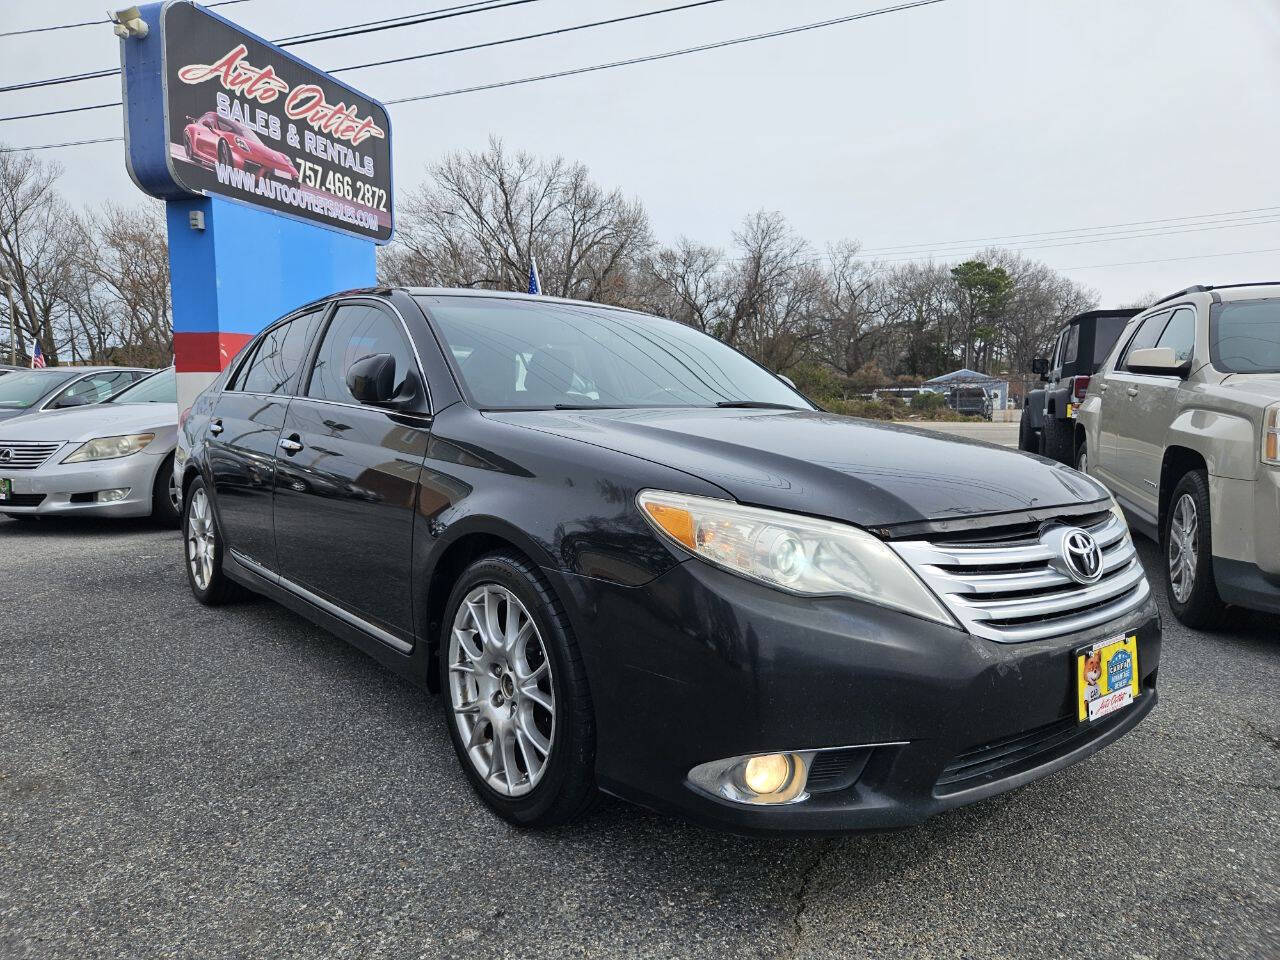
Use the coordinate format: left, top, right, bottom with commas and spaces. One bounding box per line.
151, 452, 181, 527
183, 477, 244, 606
1163, 470, 1226, 628
440, 552, 597, 828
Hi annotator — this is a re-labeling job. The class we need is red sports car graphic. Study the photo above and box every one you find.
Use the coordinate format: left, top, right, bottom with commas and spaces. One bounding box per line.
181, 111, 299, 182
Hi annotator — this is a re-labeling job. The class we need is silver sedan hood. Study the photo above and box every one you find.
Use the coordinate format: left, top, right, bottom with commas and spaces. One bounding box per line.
0, 403, 179, 444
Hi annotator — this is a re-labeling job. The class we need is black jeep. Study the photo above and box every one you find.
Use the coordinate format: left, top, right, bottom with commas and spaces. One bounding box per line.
1021, 309, 1139, 464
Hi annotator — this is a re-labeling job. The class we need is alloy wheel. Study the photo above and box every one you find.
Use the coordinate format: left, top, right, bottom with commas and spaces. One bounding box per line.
187, 488, 216, 591
1168, 492, 1199, 603
448, 584, 556, 797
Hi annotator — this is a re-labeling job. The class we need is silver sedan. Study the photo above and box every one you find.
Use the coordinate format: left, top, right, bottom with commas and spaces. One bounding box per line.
0, 369, 180, 523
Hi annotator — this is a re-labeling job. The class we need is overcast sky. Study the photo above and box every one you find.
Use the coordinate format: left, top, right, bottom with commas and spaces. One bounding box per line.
4, 0, 1279, 305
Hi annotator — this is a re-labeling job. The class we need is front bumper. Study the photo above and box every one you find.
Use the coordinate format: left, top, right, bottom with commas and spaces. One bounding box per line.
555, 558, 1161, 834
0, 447, 167, 518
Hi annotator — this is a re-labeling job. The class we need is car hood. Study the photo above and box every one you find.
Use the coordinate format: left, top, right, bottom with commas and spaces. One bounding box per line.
488, 408, 1108, 529
0, 403, 178, 443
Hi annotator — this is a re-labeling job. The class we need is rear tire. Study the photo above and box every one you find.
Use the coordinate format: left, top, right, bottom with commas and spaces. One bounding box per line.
1017, 411, 1039, 453
183, 476, 246, 606
440, 552, 598, 828
1041, 415, 1073, 464
1163, 469, 1226, 629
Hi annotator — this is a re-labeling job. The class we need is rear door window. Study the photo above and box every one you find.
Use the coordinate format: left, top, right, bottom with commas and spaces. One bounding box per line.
235, 311, 323, 395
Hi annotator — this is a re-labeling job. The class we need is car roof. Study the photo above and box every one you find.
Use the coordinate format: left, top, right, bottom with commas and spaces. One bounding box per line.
287, 286, 652, 319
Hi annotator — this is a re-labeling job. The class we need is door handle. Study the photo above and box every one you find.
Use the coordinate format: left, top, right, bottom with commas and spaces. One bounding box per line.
278, 435, 304, 455
1126, 387, 1139, 398
209, 418, 223, 435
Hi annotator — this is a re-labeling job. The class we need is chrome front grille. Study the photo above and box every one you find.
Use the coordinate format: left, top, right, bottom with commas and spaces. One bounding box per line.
0, 440, 62, 470
891, 511, 1150, 642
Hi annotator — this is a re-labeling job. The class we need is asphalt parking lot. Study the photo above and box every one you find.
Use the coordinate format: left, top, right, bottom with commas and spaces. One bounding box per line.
1, 514, 1276, 960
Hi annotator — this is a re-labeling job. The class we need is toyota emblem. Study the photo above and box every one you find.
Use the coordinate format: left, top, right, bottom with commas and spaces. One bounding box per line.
1060, 527, 1103, 584
0, 448, 12, 464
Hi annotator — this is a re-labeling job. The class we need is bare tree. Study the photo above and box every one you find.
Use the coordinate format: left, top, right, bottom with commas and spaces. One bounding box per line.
0, 149, 82, 365
381, 137, 652, 305
637, 238, 727, 333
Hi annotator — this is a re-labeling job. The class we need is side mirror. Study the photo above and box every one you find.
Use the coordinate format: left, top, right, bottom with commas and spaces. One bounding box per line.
346, 353, 398, 405
1030, 357, 1050, 376
1126, 347, 1191, 377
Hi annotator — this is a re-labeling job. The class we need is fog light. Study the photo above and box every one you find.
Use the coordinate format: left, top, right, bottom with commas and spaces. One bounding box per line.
743, 753, 792, 794
688, 751, 813, 806
96, 488, 130, 503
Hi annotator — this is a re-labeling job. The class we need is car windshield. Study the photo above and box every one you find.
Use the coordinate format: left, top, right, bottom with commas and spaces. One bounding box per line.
0, 369, 76, 409
1211, 300, 1280, 373
218, 117, 262, 145
417, 296, 812, 411
108, 368, 175, 404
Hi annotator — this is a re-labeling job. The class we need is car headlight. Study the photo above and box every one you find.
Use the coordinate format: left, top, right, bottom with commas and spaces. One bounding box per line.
63, 433, 155, 463
1263, 403, 1280, 466
637, 490, 956, 626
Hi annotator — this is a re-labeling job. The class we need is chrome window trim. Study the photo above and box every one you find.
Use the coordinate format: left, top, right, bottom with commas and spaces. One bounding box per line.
229, 548, 412, 654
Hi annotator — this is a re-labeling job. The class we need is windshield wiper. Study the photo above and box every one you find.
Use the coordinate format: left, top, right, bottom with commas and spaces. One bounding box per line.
553, 403, 628, 410
715, 401, 806, 410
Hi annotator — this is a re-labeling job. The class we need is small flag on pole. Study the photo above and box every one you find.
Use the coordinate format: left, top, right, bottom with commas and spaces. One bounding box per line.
528, 258, 542, 296
31, 342, 45, 368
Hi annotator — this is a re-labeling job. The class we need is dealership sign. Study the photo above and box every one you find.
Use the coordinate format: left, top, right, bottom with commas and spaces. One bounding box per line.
123, 1, 393, 242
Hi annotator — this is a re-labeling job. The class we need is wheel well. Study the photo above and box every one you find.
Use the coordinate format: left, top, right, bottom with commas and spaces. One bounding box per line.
181, 464, 201, 503
1160, 446, 1207, 534
1074, 422, 1086, 458
421, 532, 535, 692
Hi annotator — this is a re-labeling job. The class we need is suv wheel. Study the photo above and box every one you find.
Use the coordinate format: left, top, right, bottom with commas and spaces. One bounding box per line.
440, 553, 597, 828
183, 477, 245, 605
1164, 470, 1226, 628
1041, 415, 1073, 463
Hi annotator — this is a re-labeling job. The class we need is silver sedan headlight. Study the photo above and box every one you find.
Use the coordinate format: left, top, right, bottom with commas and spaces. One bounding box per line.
636, 490, 956, 626
63, 433, 155, 463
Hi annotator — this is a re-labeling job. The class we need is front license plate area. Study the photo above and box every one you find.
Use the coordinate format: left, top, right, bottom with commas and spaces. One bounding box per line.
1076, 633, 1139, 723
0, 478, 10, 501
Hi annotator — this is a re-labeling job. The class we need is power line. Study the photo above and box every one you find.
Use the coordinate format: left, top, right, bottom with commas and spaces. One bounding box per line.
0, 0, 732, 123
872, 215, 1280, 263
0, 136, 122, 152
329, 0, 729, 75
0, 0, 546, 94
386, 0, 951, 106
859, 204, 1280, 253
0, 0, 253, 38
1063, 246, 1280, 271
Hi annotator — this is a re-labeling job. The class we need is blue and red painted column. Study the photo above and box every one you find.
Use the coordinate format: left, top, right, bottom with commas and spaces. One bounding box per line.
167, 194, 376, 410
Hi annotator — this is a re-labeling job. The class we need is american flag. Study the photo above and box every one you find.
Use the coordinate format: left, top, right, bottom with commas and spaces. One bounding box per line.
30, 342, 45, 368
527, 258, 542, 296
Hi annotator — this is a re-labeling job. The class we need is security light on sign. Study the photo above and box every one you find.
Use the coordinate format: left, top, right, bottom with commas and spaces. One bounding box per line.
112, 7, 149, 38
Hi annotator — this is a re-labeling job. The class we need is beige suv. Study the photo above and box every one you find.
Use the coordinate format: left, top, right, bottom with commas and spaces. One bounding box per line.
1077, 282, 1280, 626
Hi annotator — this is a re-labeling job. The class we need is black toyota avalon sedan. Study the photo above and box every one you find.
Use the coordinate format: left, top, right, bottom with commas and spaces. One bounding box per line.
176, 288, 1161, 832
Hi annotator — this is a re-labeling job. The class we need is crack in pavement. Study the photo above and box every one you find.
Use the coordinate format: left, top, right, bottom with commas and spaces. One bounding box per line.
781, 838, 836, 959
